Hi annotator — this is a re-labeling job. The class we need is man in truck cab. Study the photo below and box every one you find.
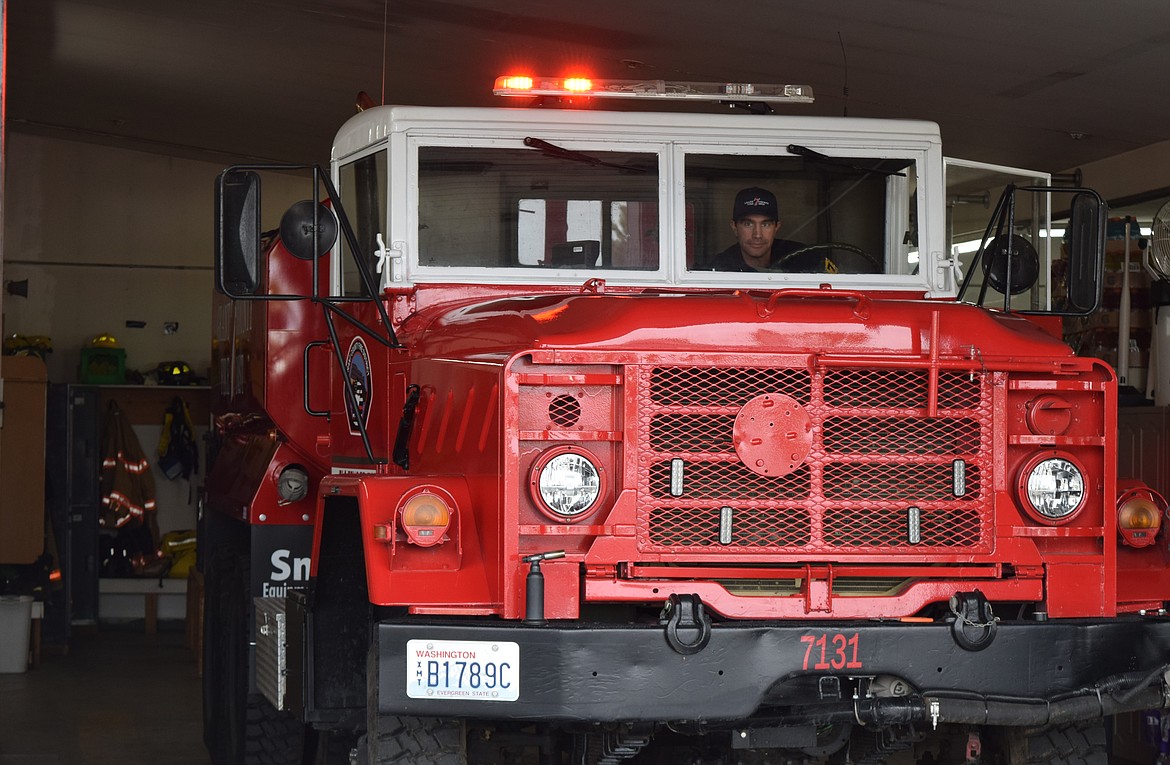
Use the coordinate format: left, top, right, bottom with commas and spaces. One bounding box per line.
709, 186, 804, 271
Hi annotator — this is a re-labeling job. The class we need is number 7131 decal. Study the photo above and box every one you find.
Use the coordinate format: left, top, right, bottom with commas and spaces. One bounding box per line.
800, 633, 863, 671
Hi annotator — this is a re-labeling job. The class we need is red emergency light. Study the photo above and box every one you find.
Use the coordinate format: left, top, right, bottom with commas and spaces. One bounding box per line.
492, 75, 815, 104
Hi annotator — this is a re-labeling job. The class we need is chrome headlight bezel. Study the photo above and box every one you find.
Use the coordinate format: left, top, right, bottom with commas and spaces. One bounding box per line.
528, 447, 604, 522
1017, 452, 1087, 525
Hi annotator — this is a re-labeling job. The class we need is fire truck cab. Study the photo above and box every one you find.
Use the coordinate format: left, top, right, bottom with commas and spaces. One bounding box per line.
202, 78, 1170, 765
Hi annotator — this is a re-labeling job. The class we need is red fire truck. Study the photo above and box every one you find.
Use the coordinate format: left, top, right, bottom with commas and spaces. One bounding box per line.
202, 76, 1170, 765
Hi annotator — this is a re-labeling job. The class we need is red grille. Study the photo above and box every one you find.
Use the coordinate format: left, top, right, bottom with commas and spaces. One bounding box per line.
822, 462, 980, 502
824, 507, 982, 548
549, 394, 582, 427
648, 506, 812, 548
650, 414, 736, 452
651, 367, 810, 407
649, 462, 810, 500
823, 417, 981, 454
637, 365, 993, 554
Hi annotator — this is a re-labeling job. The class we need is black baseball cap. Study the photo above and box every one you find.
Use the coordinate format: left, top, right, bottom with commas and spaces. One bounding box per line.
732, 187, 778, 221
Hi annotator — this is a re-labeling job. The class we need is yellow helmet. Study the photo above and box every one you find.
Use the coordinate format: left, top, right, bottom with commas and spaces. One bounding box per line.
89, 333, 121, 348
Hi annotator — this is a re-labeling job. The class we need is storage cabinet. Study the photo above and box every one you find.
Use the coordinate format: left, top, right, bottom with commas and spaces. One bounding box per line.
45, 384, 208, 634
45, 385, 102, 635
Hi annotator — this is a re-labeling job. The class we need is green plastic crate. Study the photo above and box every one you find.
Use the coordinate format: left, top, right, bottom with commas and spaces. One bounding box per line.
79, 347, 126, 384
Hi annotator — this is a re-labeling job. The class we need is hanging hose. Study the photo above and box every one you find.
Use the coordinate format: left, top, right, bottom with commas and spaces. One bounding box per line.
770, 666, 1169, 730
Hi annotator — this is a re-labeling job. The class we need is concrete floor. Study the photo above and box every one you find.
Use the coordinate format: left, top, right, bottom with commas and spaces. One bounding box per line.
0, 624, 211, 765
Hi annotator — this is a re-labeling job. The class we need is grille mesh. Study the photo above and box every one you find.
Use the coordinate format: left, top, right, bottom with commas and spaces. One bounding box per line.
548, 394, 581, 428
637, 365, 992, 554
648, 506, 813, 548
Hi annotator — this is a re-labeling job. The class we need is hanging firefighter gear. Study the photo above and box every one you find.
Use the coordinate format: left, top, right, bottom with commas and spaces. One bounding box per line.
157, 396, 199, 481
100, 401, 157, 530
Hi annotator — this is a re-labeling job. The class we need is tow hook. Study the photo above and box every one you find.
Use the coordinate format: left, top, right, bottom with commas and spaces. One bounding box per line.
660, 593, 712, 655
949, 590, 998, 651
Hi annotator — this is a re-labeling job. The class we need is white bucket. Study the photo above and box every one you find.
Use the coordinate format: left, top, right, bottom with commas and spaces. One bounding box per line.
0, 595, 33, 673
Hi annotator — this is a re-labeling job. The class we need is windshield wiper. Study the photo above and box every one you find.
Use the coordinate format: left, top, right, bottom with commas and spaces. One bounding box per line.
523, 136, 648, 173
787, 144, 906, 177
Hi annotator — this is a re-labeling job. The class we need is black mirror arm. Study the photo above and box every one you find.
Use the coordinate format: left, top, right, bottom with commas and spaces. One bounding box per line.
958, 185, 1016, 306
317, 169, 401, 348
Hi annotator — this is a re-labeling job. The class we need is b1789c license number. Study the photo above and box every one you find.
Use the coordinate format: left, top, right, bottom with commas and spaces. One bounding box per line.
406, 639, 520, 702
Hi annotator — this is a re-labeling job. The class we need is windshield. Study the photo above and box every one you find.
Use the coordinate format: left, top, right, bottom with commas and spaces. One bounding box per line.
682, 151, 916, 276
338, 140, 925, 288
418, 146, 659, 271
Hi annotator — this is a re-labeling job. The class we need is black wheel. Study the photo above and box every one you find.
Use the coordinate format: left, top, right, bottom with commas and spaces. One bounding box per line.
365, 641, 466, 765
773, 242, 882, 274
996, 720, 1108, 765
800, 723, 851, 758
223, 553, 305, 765
202, 551, 229, 764
1022, 721, 1107, 765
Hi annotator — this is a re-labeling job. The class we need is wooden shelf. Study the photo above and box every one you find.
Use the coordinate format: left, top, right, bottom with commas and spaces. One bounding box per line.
94, 385, 210, 425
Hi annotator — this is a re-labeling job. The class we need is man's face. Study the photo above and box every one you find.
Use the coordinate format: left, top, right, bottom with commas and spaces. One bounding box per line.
732, 215, 778, 261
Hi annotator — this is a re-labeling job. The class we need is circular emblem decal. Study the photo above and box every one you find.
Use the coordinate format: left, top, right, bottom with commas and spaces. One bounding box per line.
733, 393, 813, 477
345, 337, 371, 434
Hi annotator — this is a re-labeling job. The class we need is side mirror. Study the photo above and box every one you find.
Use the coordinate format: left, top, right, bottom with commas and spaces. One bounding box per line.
982, 234, 1040, 296
215, 169, 261, 296
960, 185, 1105, 316
1063, 190, 1105, 313
279, 200, 338, 261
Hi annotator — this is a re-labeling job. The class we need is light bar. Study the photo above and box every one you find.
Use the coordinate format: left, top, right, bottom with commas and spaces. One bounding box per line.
493, 76, 815, 104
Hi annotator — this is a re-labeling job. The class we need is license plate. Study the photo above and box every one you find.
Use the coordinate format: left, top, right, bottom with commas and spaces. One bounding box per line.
406, 639, 520, 702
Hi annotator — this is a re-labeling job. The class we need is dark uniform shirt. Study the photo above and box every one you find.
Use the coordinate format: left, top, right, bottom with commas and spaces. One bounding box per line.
708, 239, 805, 272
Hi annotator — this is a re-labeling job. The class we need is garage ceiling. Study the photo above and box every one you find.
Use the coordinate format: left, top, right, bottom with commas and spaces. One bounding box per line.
9, 0, 1170, 180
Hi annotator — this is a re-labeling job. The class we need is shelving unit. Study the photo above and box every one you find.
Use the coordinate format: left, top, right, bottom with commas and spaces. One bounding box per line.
1066, 221, 1152, 396
45, 384, 208, 635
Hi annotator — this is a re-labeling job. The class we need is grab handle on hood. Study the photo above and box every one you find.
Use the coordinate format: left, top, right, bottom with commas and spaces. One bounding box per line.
760, 285, 871, 319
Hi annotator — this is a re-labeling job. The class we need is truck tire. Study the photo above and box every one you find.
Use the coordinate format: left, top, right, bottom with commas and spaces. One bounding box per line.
1018, 720, 1108, 765
365, 642, 466, 764
202, 550, 229, 765
223, 553, 305, 765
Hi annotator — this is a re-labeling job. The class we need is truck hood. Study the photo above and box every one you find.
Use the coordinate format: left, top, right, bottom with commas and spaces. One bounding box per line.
400, 291, 1074, 362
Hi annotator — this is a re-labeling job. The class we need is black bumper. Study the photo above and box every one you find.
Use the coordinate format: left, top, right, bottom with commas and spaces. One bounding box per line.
376, 617, 1170, 722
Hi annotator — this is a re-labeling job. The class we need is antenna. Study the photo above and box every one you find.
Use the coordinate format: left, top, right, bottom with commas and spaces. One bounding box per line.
381, 0, 389, 104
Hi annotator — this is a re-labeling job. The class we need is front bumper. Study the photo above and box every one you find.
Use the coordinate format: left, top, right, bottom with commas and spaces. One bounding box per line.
377, 615, 1170, 723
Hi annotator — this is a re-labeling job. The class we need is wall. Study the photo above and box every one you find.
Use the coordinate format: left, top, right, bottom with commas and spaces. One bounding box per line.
2, 130, 308, 623
3, 131, 218, 383
1077, 138, 1170, 207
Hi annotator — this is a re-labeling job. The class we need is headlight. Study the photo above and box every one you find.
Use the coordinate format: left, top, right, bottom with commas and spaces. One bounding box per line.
1018, 454, 1086, 523
530, 448, 603, 521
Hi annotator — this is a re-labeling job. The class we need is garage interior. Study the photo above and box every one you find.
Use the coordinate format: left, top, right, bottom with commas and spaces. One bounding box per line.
3, 2, 1170, 764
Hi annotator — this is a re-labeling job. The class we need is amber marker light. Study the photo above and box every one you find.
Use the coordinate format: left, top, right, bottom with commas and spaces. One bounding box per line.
1117, 486, 1166, 548
399, 488, 454, 547
495, 75, 533, 91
